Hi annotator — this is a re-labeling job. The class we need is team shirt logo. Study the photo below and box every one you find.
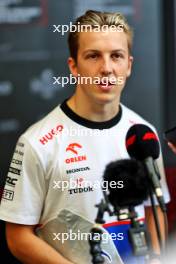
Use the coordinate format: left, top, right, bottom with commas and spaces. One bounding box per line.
65, 142, 87, 164
39, 124, 64, 145
66, 143, 82, 155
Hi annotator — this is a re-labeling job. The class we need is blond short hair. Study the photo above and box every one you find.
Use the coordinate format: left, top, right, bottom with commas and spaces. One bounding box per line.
68, 10, 133, 61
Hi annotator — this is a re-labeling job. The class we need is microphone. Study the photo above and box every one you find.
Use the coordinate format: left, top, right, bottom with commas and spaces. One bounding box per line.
125, 124, 167, 212
103, 159, 151, 257
103, 158, 150, 209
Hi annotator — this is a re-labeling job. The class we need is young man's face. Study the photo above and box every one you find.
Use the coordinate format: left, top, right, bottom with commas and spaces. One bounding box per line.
68, 29, 133, 105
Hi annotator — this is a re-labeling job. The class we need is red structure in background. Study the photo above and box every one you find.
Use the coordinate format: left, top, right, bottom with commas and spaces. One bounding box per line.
39, 0, 48, 26
166, 167, 176, 234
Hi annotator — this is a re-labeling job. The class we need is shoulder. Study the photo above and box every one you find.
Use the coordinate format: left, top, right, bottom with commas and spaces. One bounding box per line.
21, 105, 64, 146
15, 105, 65, 167
120, 104, 156, 132
13, 104, 67, 171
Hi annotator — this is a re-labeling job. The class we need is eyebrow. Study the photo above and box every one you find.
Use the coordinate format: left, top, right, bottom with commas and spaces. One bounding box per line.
83, 49, 126, 55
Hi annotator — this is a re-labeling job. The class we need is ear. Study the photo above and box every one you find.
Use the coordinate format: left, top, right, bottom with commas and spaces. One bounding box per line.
126, 55, 134, 78
67, 57, 78, 77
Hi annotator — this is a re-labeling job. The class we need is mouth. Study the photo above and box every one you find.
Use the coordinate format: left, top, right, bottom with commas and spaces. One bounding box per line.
97, 79, 116, 90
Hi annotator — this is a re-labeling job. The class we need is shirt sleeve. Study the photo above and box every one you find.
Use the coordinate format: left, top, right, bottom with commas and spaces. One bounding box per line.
0, 135, 46, 225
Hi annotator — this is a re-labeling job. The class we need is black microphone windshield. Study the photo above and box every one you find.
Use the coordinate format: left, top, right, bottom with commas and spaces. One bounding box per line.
103, 159, 150, 208
125, 124, 160, 160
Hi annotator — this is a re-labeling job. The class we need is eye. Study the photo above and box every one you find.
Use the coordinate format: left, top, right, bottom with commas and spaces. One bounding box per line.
86, 53, 99, 59
111, 53, 123, 59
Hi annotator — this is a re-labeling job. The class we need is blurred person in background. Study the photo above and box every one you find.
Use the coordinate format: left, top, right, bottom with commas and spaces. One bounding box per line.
168, 142, 176, 154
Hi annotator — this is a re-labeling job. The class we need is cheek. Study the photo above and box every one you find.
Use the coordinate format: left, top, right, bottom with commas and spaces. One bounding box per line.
118, 62, 131, 75
77, 64, 97, 77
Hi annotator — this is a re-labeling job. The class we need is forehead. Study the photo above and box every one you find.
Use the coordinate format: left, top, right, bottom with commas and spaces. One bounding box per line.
78, 30, 128, 53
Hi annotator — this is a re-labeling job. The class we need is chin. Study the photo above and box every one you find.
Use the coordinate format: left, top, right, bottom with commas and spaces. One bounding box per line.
93, 93, 118, 105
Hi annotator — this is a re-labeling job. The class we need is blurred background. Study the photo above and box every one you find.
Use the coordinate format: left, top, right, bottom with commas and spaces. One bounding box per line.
0, 0, 176, 262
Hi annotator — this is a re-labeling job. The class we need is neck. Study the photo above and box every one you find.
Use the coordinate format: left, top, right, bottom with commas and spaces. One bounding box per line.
67, 89, 120, 122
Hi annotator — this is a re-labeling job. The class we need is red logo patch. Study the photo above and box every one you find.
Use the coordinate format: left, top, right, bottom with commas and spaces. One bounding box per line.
66, 143, 82, 155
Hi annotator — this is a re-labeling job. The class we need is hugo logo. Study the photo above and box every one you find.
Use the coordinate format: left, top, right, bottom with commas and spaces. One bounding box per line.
39, 124, 63, 145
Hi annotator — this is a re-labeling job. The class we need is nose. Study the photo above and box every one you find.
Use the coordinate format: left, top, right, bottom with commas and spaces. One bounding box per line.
100, 57, 113, 75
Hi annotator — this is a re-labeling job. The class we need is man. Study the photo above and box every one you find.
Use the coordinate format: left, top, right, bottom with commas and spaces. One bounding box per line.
0, 10, 170, 264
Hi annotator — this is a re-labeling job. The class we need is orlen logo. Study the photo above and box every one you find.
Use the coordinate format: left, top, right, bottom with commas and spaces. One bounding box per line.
39, 124, 63, 145
66, 143, 82, 155
65, 143, 87, 164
